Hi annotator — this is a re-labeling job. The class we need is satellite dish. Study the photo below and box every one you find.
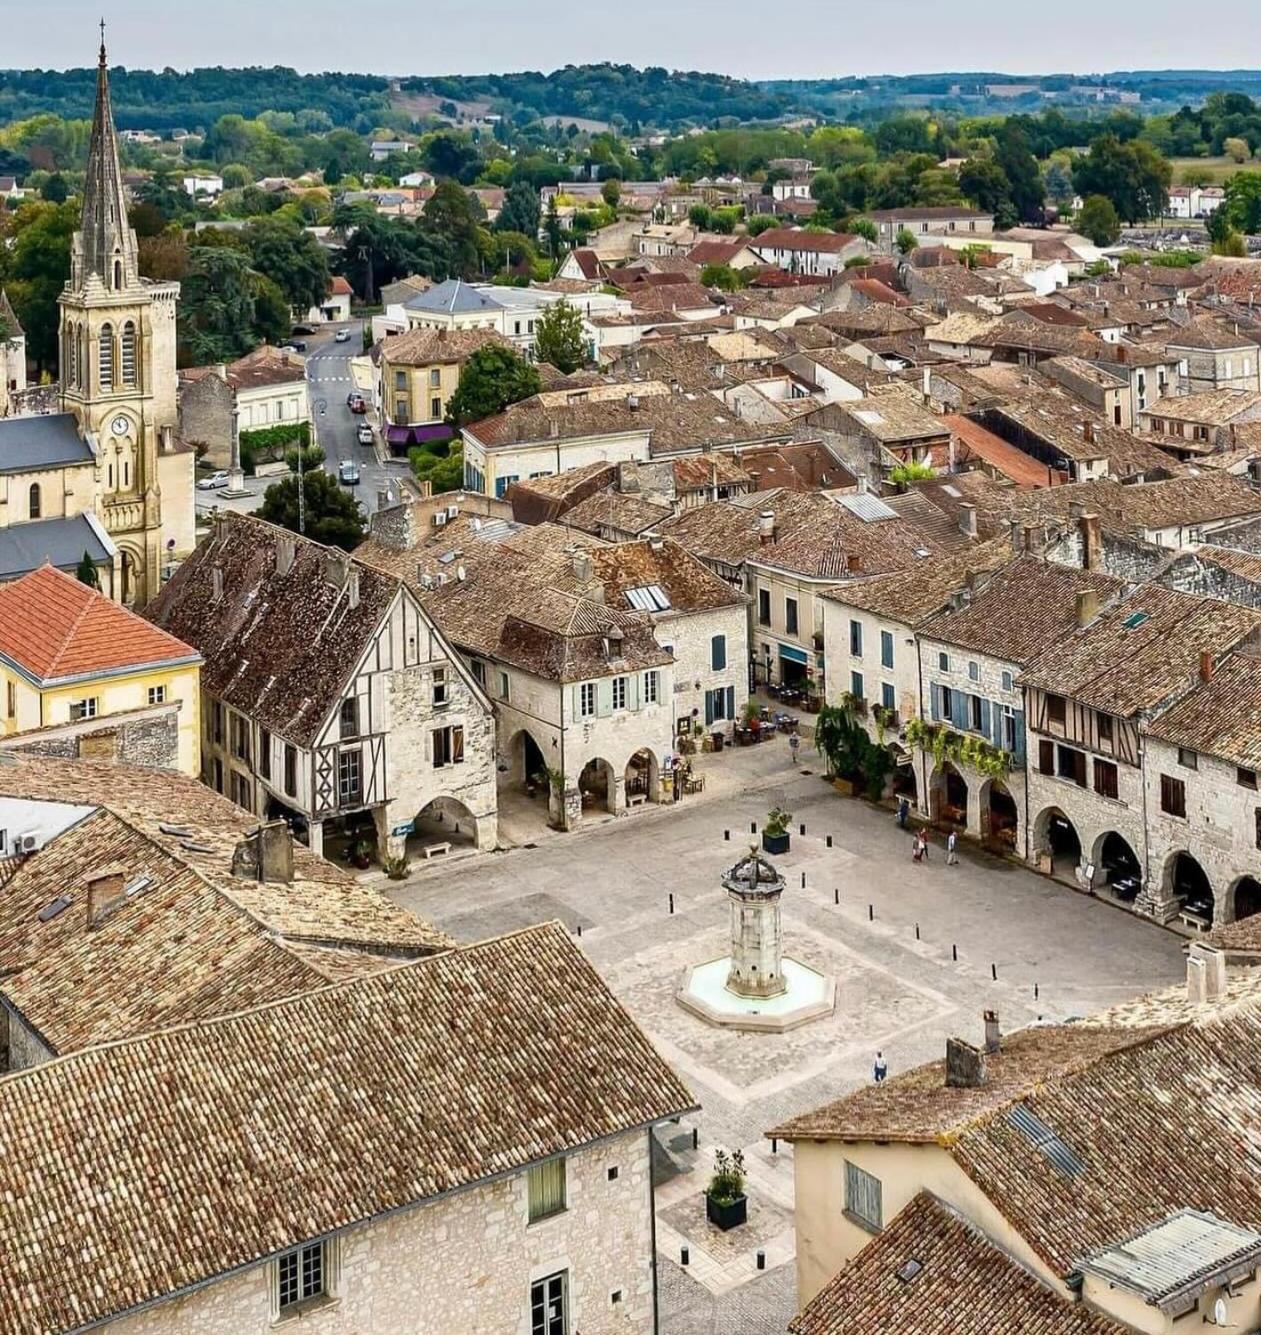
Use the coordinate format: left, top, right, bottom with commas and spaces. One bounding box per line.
1213, 1297, 1228, 1326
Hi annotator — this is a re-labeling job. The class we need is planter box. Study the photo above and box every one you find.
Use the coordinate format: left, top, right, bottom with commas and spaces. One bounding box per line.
831, 778, 855, 796
762, 831, 790, 855
706, 1193, 747, 1231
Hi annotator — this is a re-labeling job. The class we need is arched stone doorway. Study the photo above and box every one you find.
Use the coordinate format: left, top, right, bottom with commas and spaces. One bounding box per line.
579, 757, 617, 815
1033, 807, 1081, 881
981, 778, 1019, 852
120, 549, 139, 605
1093, 831, 1142, 901
1164, 851, 1214, 925
624, 748, 659, 806
929, 762, 968, 828
406, 796, 479, 855
505, 728, 549, 796
1230, 875, 1261, 925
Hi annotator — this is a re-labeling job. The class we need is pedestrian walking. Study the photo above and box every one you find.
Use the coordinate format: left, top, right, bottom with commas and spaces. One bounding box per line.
897, 797, 909, 829
946, 831, 958, 865
912, 832, 924, 863
788, 733, 800, 766
873, 1051, 888, 1083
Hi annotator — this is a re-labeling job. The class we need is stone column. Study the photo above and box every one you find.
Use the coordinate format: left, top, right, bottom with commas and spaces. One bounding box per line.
724, 851, 788, 999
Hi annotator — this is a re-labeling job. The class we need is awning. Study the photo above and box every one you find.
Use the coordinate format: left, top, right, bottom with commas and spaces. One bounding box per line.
384, 423, 454, 448
778, 643, 809, 665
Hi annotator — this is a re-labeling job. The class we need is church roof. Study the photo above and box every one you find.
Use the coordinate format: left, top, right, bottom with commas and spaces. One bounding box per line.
0, 413, 92, 474
77, 37, 138, 288
0, 289, 22, 339
0, 514, 115, 583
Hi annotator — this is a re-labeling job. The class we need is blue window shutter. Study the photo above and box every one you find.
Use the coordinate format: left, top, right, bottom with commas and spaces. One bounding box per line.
726, 685, 735, 719
930, 684, 941, 721
952, 693, 967, 729
1014, 711, 1026, 763
705, 690, 715, 726
979, 698, 991, 738
712, 635, 726, 672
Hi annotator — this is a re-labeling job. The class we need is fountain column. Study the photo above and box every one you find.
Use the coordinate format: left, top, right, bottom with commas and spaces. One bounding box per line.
724, 850, 787, 1000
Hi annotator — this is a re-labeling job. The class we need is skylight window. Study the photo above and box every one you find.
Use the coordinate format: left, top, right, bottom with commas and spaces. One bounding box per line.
1006, 1104, 1084, 1177
1122, 611, 1151, 630
626, 585, 671, 612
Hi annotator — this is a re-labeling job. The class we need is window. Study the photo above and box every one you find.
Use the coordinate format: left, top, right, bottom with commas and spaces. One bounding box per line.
938, 651, 949, 672
143, 684, 165, 706
431, 396, 441, 419
121, 321, 136, 386
844, 1160, 883, 1233
230, 713, 250, 763
69, 698, 98, 721
849, 620, 863, 657
428, 368, 441, 388
1000, 704, 1017, 752
850, 671, 864, 701
612, 676, 628, 711
880, 630, 894, 670
968, 660, 980, 682
277, 1240, 327, 1314
940, 685, 954, 722
881, 682, 895, 712
338, 748, 362, 806
98, 323, 114, 391
1160, 774, 1186, 818
1178, 747, 1198, 771
969, 694, 983, 732
579, 682, 596, 718
498, 672, 510, 702
758, 588, 771, 627
1094, 758, 1119, 800
471, 658, 485, 686
212, 757, 223, 793
643, 670, 659, 704
340, 697, 359, 739
1057, 745, 1087, 787
394, 371, 407, 392
1239, 768, 1258, 791
27, 482, 40, 520
1097, 712, 1113, 748
5, 680, 14, 719
432, 666, 448, 706
259, 728, 271, 780
711, 635, 727, 672
1046, 694, 1067, 727
211, 700, 224, 745
230, 771, 252, 810
785, 597, 799, 636
1039, 739, 1054, 776
527, 1157, 567, 1222
1256, 809, 1261, 851
432, 724, 465, 768
283, 743, 297, 797
531, 1271, 568, 1335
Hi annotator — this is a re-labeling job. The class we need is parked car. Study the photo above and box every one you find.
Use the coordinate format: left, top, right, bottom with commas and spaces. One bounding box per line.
291, 324, 315, 335
196, 470, 229, 490
335, 328, 351, 343
338, 460, 361, 485
357, 423, 374, 445
283, 340, 307, 353
349, 395, 367, 414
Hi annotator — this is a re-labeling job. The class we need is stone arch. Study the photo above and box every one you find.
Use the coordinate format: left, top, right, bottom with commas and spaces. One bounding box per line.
503, 727, 549, 794
624, 747, 660, 805
1163, 850, 1214, 925
1230, 875, 1261, 926
117, 544, 144, 606
928, 760, 968, 828
405, 796, 488, 855
1091, 831, 1142, 899
1032, 806, 1082, 881
579, 757, 618, 815
979, 776, 1019, 852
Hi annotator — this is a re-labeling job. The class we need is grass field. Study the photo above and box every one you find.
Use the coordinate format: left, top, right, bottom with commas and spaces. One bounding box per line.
1169, 155, 1261, 185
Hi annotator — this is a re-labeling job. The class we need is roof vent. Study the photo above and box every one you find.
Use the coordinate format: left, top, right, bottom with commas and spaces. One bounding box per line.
895, 1260, 923, 1284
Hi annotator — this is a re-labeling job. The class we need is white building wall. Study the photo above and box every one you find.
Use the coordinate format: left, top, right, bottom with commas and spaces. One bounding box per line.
104, 1134, 659, 1335
655, 604, 749, 739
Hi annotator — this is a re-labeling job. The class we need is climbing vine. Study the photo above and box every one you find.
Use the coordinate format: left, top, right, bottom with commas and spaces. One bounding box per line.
904, 718, 1012, 780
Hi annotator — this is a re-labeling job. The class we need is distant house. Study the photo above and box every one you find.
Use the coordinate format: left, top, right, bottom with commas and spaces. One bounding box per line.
370, 139, 412, 161
181, 173, 224, 199
748, 228, 869, 277
867, 206, 995, 251
309, 274, 353, 324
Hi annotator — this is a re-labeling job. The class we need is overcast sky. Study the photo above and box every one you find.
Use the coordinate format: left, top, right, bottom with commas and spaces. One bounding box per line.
14, 0, 1261, 79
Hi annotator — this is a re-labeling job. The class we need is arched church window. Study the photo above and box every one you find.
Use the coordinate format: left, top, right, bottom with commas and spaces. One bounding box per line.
28, 483, 40, 520
99, 323, 114, 392
114, 259, 122, 291
121, 322, 137, 386
76, 325, 84, 390
122, 458, 130, 490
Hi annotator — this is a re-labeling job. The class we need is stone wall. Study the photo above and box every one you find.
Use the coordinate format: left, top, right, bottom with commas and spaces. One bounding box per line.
6, 1008, 52, 1071
1158, 553, 1261, 610
657, 604, 749, 739
106, 1133, 658, 1335
1, 707, 181, 772
177, 371, 232, 467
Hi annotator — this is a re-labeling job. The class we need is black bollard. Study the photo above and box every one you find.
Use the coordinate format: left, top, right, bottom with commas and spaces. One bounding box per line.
576, 923, 582, 938
826, 834, 833, 848
833, 887, 839, 905
801, 873, 807, 888
799, 823, 806, 836
692, 1127, 699, 1150
724, 829, 730, 841
751, 821, 757, 834
915, 922, 920, 940
668, 893, 674, 915
991, 962, 998, 981
756, 1250, 766, 1271
868, 903, 874, 921
681, 1246, 689, 1267
1034, 982, 1039, 1000
952, 943, 958, 961
771, 1138, 778, 1154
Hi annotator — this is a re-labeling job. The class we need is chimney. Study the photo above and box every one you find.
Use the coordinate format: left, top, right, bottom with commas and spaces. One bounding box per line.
326, 550, 348, 589
231, 821, 295, 885
348, 567, 361, 609
1186, 943, 1227, 1003
86, 865, 127, 928
276, 534, 295, 577
857, 475, 870, 494
1008, 518, 1023, 554
1075, 588, 1098, 628
958, 502, 977, 538
1249, 457, 1261, 484
417, 479, 433, 499
945, 1036, 987, 1089
1200, 651, 1214, 683
983, 1009, 1001, 1054
1079, 511, 1101, 571
573, 550, 593, 583
377, 488, 392, 512
1083, 421, 1095, 445
1068, 501, 1085, 520
212, 565, 224, 600
921, 365, 932, 398
758, 510, 776, 545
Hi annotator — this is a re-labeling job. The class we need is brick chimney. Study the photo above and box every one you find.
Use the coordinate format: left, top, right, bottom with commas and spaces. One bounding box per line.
325, 550, 348, 589
231, 821, 295, 885
758, 511, 776, 545
983, 1009, 1001, 1054
86, 865, 127, 928
1079, 512, 1101, 571
1200, 651, 1214, 683
945, 1036, 987, 1089
958, 503, 977, 538
1075, 589, 1098, 628
276, 534, 295, 577
846, 553, 862, 575
1186, 943, 1227, 1003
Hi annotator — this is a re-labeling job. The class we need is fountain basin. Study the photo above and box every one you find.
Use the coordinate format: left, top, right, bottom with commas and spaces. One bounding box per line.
676, 955, 835, 1032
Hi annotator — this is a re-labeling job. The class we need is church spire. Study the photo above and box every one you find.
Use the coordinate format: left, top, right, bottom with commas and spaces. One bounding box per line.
75, 25, 138, 291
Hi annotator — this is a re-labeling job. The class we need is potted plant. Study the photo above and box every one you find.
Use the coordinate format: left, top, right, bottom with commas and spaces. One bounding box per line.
762, 806, 792, 855
347, 835, 373, 870
705, 1148, 747, 1230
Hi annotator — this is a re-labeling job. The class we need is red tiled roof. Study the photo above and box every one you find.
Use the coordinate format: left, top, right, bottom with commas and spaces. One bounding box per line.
0, 565, 199, 683
329, 276, 353, 296
944, 415, 1067, 488
753, 228, 859, 254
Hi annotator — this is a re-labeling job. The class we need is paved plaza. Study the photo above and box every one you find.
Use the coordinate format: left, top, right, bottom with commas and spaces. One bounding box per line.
388, 738, 1188, 1332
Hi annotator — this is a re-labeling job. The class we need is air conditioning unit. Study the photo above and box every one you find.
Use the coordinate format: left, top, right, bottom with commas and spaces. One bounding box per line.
17, 833, 39, 854
446, 505, 459, 520
433, 512, 447, 527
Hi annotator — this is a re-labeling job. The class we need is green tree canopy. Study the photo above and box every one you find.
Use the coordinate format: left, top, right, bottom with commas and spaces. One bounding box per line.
244, 216, 330, 313
1, 200, 76, 370
1223, 172, 1261, 236
257, 470, 366, 551
495, 179, 541, 236
179, 245, 259, 365
75, 551, 100, 589
534, 298, 587, 373
1072, 135, 1171, 224
700, 262, 749, 292
1076, 194, 1122, 246
445, 344, 541, 427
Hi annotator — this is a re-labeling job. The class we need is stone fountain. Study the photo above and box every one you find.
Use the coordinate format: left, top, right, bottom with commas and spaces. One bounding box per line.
676, 848, 835, 1032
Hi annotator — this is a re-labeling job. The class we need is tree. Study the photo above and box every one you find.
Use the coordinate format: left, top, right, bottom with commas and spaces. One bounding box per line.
244, 216, 330, 314
895, 227, 918, 255
600, 178, 621, 208
409, 441, 464, 493
41, 173, 68, 204
1043, 159, 1075, 208
495, 180, 541, 237
3, 201, 76, 370
688, 203, 712, 229
958, 158, 1015, 227
700, 262, 748, 291
1072, 135, 1171, 224
1223, 172, 1261, 236
849, 216, 878, 243
1213, 227, 1247, 258
445, 344, 541, 427
1076, 194, 1122, 246
179, 246, 258, 365
1224, 136, 1251, 164
745, 213, 778, 236
533, 298, 587, 373
75, 551, 100, 589
258, 472, 366, 551
995, 121, 1045, 223
422, 180, 481, 277
543, 195, 563, 259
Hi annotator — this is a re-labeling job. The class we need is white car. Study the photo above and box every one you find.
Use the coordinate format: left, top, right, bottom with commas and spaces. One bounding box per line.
335, 328, 352, 343
197, 470, 229, 490
357, 423, 374, 445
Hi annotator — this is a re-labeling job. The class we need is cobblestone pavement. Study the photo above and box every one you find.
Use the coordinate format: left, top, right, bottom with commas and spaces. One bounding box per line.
389, 737, 1187, 1330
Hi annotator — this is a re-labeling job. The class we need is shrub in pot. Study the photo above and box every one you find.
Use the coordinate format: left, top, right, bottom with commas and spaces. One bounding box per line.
762, 806, 792, 855
705, 1148, 747, 1230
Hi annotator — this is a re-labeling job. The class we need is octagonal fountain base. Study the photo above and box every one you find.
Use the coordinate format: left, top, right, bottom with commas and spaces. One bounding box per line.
676, 956, 835, 1033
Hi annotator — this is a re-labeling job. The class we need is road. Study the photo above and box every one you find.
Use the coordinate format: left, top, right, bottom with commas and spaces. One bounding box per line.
303, 320, 411, 516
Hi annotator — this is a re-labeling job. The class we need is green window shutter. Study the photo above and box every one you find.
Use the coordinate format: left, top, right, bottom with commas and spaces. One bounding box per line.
597, 679, 613, 717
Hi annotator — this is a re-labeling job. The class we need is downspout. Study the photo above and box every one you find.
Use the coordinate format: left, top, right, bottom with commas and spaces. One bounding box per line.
915, 632, 927, 815
648, 1126, 661, 1335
